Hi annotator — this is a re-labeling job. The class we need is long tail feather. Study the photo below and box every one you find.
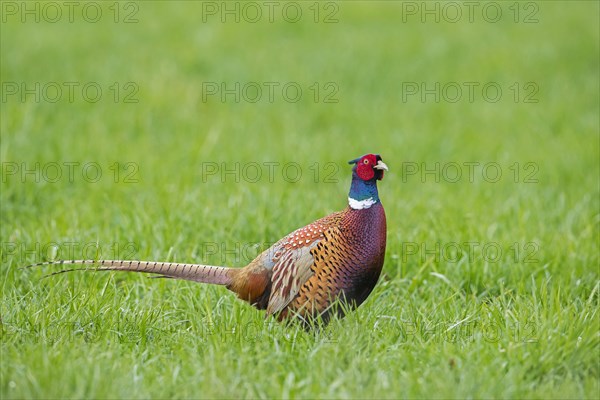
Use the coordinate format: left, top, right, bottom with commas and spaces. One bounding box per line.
25, 260, 233, 285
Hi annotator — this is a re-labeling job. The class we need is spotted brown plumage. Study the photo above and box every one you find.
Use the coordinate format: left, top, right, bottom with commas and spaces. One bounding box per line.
27, 154, 388, 326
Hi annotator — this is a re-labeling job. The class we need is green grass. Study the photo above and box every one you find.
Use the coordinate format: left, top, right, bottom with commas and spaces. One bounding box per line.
1, 1, 598, 398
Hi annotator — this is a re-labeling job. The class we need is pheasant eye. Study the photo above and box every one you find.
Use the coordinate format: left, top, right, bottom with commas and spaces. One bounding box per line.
363, 159, 369, 164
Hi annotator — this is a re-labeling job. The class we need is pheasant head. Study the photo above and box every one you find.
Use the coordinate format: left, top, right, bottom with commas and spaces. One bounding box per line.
347, 154, 388, 210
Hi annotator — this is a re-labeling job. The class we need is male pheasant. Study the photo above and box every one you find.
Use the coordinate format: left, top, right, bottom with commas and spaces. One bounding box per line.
30, 154, 388, 325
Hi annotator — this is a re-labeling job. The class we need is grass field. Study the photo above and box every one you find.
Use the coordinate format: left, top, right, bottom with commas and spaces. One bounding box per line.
1, 1, 599, 398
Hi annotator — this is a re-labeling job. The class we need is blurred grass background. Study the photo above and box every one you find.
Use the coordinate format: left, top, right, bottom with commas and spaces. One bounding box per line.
1, 1, 599, 399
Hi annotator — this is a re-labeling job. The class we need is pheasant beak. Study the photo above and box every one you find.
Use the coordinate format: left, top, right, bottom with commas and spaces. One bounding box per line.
374, 160, 389, 171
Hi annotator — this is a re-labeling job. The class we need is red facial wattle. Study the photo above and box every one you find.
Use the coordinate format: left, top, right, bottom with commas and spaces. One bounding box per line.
356, 154, 379, 181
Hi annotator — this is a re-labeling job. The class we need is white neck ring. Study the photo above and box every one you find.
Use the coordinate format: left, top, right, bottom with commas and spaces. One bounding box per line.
348, 197, 376, 210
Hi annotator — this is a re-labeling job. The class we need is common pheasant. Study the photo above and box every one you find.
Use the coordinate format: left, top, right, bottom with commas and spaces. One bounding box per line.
29, 154, 388, 325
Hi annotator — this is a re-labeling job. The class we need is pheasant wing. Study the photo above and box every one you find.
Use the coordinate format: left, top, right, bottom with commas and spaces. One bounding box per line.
266, 217, 342, 315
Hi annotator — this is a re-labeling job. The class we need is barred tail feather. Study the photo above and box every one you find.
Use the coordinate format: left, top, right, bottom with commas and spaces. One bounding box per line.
25, 260, 233, 286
